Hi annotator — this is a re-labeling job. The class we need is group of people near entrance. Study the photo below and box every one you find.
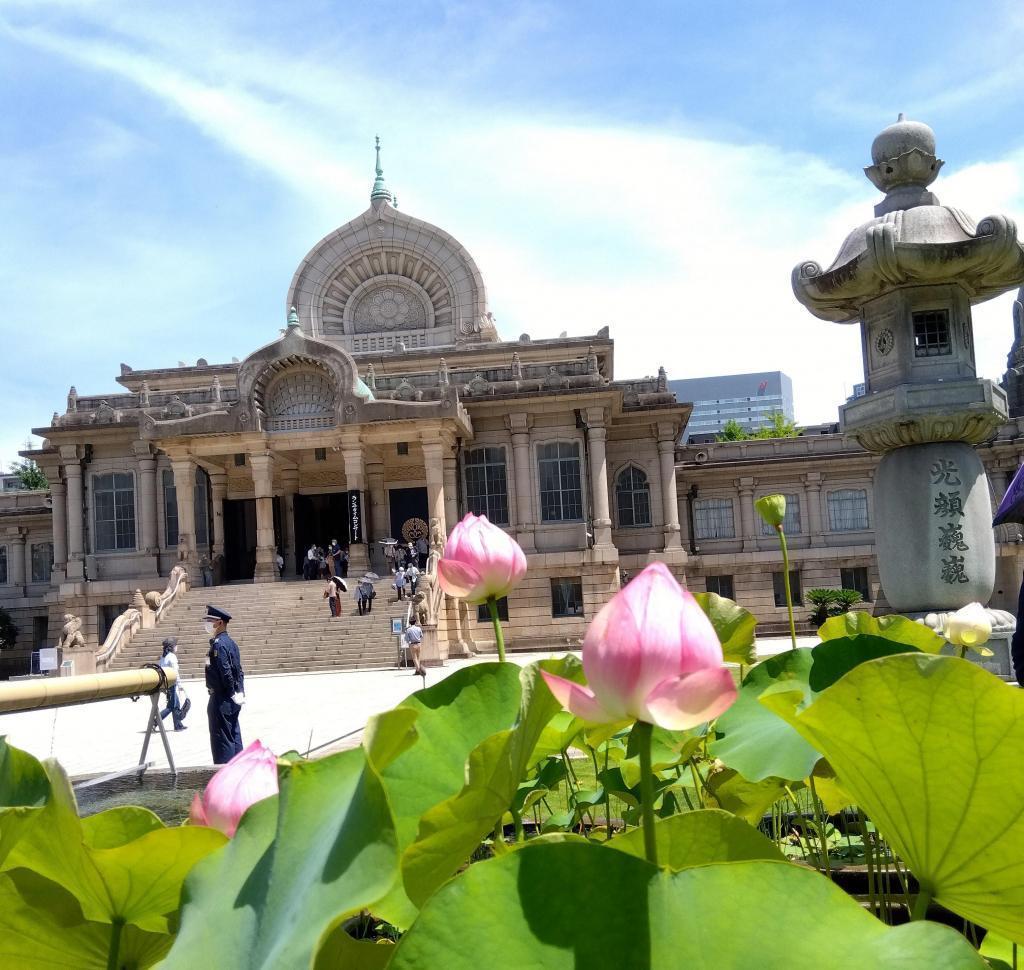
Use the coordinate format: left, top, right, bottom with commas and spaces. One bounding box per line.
304, 539, 349, 581
385, 537, 429, 571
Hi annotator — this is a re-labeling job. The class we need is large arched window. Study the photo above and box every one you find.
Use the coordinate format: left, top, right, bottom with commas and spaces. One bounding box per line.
616, 466, 651, 528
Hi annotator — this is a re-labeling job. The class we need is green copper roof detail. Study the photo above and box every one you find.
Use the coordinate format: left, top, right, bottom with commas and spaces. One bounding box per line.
354, 375, 375, 402
287, 306, 300, 329
371, 135, 392, 202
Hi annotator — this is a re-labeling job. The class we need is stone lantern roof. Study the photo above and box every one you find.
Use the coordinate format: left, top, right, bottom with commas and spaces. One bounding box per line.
792, 116, 1024, 322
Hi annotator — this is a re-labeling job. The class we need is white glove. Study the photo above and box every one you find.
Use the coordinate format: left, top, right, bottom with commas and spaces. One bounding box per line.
232, 692, 245, 706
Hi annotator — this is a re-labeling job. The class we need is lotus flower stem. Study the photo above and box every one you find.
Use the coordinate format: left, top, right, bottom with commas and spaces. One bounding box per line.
107, 918, 125, 970
634, 720, 659, 867
808, 774, 831, 881
487, 596, 507, 663
777, 525, 798, 651
910, 888, 932, 922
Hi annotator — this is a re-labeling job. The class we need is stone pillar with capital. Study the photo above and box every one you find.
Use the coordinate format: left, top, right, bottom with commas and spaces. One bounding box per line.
657, 423, 682, 550
736, 477, 758, 552
280, 467, 299, 577
507, 413, 536, 552
49, 477, 68, 583
133, 441, 159, 574
208, 470, 227, 578
7, 530, 25, 594
249, 452, 279, 581
341, 437, 369, 575
803, 473, 825, 548
171, 456, 199, 583
366, 458, 386, 570
585, 407, 613, 548
60, 445, 86, 581
421, 436, 448, 539
442, 455, 459, 534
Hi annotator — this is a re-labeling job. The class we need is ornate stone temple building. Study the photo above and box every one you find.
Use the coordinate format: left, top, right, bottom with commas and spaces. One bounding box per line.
0, 146, 687, 671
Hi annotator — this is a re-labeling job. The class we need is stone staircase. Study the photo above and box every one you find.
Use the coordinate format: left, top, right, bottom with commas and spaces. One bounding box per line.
112, 579, 405, 678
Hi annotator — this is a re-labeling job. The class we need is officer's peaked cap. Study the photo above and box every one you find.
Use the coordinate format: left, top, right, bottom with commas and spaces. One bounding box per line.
205, 605, 232, 623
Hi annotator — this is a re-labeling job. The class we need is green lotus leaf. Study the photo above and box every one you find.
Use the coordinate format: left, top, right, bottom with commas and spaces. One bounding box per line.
0, 737, 51, 867
314, 922, 397, 970
695, 591, 757, 665
705, 767, 787, 824
166, 746, 398, 969
0, 871, 173, 970
402, 657, 581, 907
81, 806, 165, 848
389, 843, 984, 968
710, 650, 820, 781
366, 662, 525, 927
762, 654, 1024, 944
608, 808, 784, 869
807, 634, 921, 693
818, 611, 944, 653
528, 710, 584, 769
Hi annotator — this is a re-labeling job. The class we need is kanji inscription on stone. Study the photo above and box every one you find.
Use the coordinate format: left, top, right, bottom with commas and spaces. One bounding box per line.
940, 555, 970, 585
930, 459, 962, 486
933, 491, 965, 517
937, 522, 969, 552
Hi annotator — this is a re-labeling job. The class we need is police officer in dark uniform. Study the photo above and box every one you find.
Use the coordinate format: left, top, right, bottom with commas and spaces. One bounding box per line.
203, 605, 245, 764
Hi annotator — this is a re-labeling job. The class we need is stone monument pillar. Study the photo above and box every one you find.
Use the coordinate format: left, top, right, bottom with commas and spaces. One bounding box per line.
793, 116, 1024, 629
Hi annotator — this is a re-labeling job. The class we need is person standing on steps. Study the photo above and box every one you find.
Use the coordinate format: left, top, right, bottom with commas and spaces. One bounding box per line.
340, 546, 350, 579
416, 534, 429, 570
204, 605, 245, 764
356, 576, 375, 615
393, 565, 407, 600
405, 561, 420, 597
324, 574, 347, 616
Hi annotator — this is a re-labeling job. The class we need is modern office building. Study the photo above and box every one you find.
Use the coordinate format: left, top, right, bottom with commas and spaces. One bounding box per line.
669, 372, 794, 442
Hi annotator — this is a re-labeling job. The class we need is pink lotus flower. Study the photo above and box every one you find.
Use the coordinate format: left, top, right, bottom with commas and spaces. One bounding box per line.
541, 562, 737, 730
437, 512, 528, 605
189, 740, 279, 837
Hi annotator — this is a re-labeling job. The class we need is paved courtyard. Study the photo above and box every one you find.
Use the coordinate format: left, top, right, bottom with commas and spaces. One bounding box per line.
0, 638, 812, 779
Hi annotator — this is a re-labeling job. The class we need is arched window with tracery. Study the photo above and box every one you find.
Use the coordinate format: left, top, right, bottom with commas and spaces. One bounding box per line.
616, 466, 651, 528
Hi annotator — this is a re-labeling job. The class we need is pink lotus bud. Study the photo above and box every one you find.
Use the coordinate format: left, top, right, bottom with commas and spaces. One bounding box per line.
189, 740, 279, 837
436, 512, 528, 604
541, 562, 737, 730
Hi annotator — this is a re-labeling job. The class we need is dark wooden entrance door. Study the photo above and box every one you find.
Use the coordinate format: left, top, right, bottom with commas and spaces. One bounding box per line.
293, 493, 349, 574
223, 498, 256, 582
388, 487, 429, 544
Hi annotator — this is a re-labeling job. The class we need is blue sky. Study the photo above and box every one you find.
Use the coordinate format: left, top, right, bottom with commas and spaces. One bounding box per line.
3, 0, 1024, 468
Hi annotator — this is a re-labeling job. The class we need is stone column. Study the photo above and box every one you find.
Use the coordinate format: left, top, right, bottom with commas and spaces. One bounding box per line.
421, 436, 447, 539
280, 467, 299, 577
507, 413, 535, 552
657, 423, 682, 550
49, 478, 68, 582
133, 441, 159, 572
8, 530, 25, 593
208, 470, 227, 570
341, 437, 369, 575
736, 477, 757, 552
60, 445, 85, 581
366, 458, 386, 569
171, 456, 199, 583
803, 473, 825, 548
442, 455, 459, 535
248, 452, 279, 582
586, 407, 613, 548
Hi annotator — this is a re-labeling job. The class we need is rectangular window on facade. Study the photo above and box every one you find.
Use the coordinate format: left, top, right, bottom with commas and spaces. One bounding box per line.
476, 596, 510, 622
693, 498, 736, 540
772, 569, 802, 607
31, 542, 53, 583
840, 566, 872, 602
234, 453, 246, 467
538, 442, 583, 523
551, 577, 584, 618
705, 574, 734, 599
98, 603, 129, 644
93, 472, 137, 552
616, 466, 652, 528
314, 448, 327, 462
464, 447, 510, 525
827, 489, 869, 532
162, 469, 178, 547
397, 442, 409, 456
760, 494, 801, 535
0, 545, 7, 584
913, 309, 951, 357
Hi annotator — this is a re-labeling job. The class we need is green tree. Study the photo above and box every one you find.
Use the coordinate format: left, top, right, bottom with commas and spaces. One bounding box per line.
716, 419, 747, 441
0, 608, 18, 649
10, 460, 47, 490
715, 413, 800, 442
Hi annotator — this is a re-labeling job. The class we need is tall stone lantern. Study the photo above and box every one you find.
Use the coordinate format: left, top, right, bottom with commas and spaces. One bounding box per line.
793, 116, 1024, 626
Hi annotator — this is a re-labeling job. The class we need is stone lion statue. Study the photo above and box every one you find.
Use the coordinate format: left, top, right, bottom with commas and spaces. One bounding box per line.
58, 613, 86, 651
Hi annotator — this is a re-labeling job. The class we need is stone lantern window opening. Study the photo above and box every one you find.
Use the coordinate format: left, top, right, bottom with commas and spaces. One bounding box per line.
912, 309, 952, 358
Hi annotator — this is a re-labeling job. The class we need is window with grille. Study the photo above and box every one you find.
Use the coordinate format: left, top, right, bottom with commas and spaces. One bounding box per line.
772, 569, 802, 607
616, 466, 652, 528
693, 498, 735, 539
538, 442, 583, 523
162, 469, 178, 547
705, 574, 734, 599
464, 447, 509, 525
234, 453, 246, 467
913, 309, 951, 357
840, 566, 872, 601
93, 472, 136, 552
477, 596, 509, 622
0, 546, 7, 584
827, 489, 869, 531
551, 577, 584, 617
31, 542, 53, 583
760, 494, 801, 535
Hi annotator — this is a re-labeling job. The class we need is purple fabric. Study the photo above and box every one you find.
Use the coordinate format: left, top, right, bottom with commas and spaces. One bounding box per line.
994, 464, 1024, 526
